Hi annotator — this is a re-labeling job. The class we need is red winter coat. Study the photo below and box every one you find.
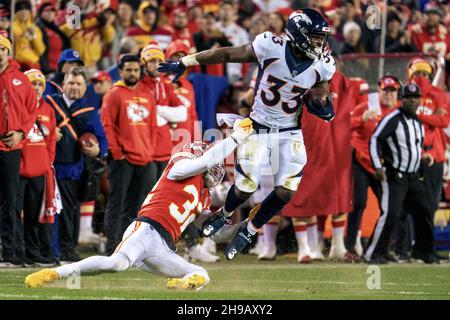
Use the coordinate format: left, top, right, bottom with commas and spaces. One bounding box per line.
20, 99, 56, 177
0, 59, 38, 151
282, 71, 355, 217
101, 81, 158, 166
141, 75, 184, 162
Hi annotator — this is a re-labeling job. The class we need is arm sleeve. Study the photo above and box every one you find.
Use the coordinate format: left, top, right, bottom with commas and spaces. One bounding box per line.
157, 105, 187, 123
167, 137, 238, 180
417, 113, 450, 128
369, 112, 398, 170
100, 92, 123, 159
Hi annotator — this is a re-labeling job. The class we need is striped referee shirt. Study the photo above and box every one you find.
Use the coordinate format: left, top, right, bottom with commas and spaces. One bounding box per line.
370, 108, 425, 174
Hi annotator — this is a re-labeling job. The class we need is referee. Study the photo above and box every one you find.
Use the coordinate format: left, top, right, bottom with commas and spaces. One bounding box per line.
365, 83, 436, 264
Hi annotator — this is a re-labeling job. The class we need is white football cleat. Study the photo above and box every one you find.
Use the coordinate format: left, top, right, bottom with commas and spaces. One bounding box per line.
329, 241, 347, 260
297, 245, 312, 264
78, 231, 100, 245
188, 244, 220, 263
257, 244, 277, 260
248, 235, 265, 256
201, 237, 217, 254
310, 246, 325, 260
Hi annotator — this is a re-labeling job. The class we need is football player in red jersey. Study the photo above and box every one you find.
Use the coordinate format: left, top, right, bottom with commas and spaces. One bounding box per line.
24, 119, 254, 290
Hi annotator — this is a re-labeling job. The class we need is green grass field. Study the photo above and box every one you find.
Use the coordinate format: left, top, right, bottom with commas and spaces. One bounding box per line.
1, 254, 450, 300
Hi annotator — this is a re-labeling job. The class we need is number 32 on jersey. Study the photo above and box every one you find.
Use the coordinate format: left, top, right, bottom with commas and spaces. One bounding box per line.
169, 185, 203, 232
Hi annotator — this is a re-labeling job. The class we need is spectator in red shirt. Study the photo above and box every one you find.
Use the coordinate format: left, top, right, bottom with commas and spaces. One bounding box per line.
165, 40, 201, 144
408, 58, 450, 226
101, 54, 158, 255
410, 7, 450, 65
140, 43, 187, 178
346, 76, 401, 257
0, 32, 38, 267
171, 7, 195, 48
18, 69, 57, 266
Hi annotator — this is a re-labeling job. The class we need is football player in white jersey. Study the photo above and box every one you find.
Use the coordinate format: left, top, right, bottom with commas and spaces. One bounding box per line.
158, 8, 336, 260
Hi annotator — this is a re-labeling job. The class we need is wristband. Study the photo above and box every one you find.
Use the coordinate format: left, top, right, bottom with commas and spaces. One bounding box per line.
181, 54, 200, 67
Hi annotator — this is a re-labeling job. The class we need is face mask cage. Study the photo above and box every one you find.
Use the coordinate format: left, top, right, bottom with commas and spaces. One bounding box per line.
203, 163, 225, 188
286, 28, 330, 60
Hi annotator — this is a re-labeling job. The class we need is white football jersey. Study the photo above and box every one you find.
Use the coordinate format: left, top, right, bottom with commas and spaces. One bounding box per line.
250, 32, 336, 129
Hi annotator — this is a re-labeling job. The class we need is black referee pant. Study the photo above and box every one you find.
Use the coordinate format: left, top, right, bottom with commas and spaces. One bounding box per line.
104, 159, 157, 255
365, 169, 434, 260
57, 179, 80, 257
395, 162, 443, 256
0, 150, 22, 262
345, 156, 381, 253
423, 162, 444, 218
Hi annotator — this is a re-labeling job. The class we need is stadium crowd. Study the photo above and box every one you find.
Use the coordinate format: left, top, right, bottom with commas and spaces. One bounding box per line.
0, 0, 450, 268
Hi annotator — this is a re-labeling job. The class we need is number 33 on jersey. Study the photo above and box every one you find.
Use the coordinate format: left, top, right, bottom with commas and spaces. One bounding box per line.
250, 31, 336, 129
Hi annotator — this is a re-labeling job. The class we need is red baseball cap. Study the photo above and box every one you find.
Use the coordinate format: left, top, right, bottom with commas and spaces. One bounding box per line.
378, 75, 400, 90
165, 39, 190, 60
90, 71, 112, 83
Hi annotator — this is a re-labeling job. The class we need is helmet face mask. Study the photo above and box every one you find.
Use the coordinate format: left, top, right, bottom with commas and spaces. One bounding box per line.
286, 9, 331, 60
203, 163, 225, 188
178, 141, 225, 188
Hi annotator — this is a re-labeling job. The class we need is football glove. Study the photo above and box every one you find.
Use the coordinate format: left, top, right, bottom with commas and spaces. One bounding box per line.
230, 118, 253, 144
157, 60, 186, 82
305, 96, 335, 122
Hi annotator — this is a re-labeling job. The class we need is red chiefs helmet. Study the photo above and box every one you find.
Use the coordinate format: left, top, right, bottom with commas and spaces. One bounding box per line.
179, 141, 225, 188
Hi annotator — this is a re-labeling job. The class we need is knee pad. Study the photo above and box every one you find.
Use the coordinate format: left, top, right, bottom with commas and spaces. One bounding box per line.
234, 180, 257, 196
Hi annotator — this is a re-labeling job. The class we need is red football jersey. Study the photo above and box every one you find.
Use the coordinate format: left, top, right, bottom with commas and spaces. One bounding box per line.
137, 155, 211, 242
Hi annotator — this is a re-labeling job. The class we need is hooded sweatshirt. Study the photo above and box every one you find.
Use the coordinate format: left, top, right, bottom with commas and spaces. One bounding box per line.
0, 59, 38, 151
101, 80, 158, 165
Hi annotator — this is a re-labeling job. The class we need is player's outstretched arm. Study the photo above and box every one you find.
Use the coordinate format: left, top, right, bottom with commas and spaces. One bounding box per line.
167, 119, 253, 180
158, 44, 257, 82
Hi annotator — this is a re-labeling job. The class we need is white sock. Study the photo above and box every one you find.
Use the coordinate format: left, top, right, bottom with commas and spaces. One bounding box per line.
222, 207, 233, 217
55, 254, 130, 278
332, 226, 344, 239
80, 215, 93, 233
332, 226, 345, 246
247, 222, 258, 236
263, 223, 278, 247
307, 224, 319, 249
295, 229, 309, 249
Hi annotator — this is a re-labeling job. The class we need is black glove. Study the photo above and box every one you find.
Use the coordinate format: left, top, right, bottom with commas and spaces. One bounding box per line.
305, 96, 335, 121
157, 60, 187, 82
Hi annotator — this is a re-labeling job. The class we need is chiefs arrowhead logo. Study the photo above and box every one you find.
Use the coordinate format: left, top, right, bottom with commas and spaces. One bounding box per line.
27, 124, 49, 143
13, 79, 22, 86
127, 103, 150, 123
